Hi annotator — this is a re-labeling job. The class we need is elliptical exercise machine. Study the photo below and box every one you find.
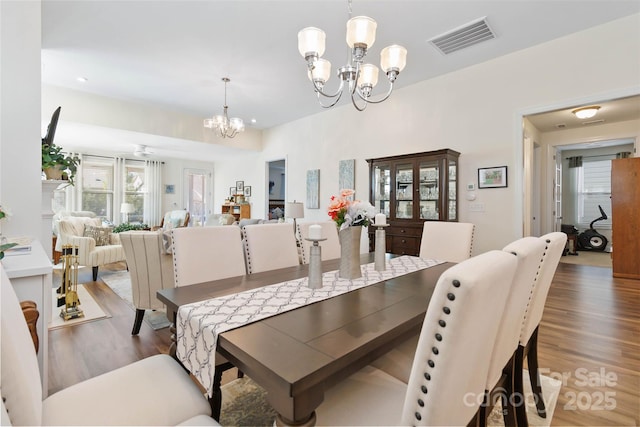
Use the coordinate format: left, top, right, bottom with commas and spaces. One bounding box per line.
577, 205, 609, 251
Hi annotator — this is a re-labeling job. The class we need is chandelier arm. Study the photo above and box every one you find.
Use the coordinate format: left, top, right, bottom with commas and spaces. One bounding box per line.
354, 79, 395, 104
316, 87, 345, 108
350, 92, 368, 111
310, 74, 347, 99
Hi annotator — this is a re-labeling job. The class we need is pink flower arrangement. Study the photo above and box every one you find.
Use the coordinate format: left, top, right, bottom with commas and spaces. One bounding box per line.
328, 189, 375, 230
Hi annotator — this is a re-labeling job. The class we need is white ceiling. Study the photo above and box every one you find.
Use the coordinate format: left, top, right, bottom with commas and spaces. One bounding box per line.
41, 1, 640, 158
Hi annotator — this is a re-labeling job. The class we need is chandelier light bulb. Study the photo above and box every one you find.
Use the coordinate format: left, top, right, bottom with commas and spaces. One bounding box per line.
298, 27, 326, 59
346, 16, 377, 49
357, 63, 379, 88
380, 45, 407, 74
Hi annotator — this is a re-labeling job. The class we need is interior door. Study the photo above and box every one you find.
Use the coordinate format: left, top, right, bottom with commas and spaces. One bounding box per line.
554, 150, 562, 232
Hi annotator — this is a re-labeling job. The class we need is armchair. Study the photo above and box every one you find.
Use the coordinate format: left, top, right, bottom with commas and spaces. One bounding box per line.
152, 209, 190, 231
57, 217, 126, 281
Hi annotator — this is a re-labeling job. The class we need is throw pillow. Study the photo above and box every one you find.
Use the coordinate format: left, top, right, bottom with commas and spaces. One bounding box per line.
83, 225, 113, 246
219, 214, 236, 225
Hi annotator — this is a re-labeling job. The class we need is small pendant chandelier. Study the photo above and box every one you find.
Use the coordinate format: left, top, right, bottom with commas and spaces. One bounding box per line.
204, 77, 245, 138
297, 0, 407, 111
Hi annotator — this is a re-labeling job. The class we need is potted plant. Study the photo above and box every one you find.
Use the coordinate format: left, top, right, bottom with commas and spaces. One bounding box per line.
42, 142, 80, 186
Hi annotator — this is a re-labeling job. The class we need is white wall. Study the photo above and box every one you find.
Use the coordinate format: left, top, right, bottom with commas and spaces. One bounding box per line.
259, 14, 640, 255
0, 1, 42, 240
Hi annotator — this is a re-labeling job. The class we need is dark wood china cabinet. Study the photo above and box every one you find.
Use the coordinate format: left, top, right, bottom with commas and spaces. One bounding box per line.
367, 149, 460, 255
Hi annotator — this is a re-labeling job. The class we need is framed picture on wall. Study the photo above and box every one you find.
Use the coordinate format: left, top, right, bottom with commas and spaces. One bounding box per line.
236, 181, 244, 193
244, 186, 252, 197
230, 187, 236, 196
165, 184, 175, 194
478, 166, 508, 188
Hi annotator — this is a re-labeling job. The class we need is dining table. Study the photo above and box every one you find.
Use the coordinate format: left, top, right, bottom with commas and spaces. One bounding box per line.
157, 252, 453, 426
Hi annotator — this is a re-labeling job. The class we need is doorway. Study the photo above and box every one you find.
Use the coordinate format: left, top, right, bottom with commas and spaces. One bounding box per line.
523, 93, 639, 267
266, 159, 286, 220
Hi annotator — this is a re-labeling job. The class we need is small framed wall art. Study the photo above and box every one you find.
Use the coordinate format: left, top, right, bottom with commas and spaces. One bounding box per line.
229, 187, 236, 196
478, 166, 508, 189
165, 184, 175, 194
236, 181, 244, 193
244, 186, 252, 197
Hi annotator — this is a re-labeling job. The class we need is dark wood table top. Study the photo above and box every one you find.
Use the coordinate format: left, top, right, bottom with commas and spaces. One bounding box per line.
157, 253, 453, 425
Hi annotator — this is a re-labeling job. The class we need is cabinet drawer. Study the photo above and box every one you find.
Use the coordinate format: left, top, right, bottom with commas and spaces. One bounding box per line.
390, 236, 419, 256
388, 225, 422, 237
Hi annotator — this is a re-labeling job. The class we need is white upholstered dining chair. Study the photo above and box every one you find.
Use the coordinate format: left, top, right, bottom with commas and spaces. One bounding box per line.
370, 221, 476, 382
419, 221, 475, 262
119, 231, 175, 335
243, 223, 300, 274
514, 232, 566, 427
315, 250, 518, 426
0, 264, 219, 427
171, 226, 246, 287
297, 221, 341, 264
169, 225, 248, 420
478, 236, 547, 426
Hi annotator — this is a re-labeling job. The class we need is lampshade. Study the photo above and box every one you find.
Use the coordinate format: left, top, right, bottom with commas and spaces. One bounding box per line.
572, 106, 600, 119
298, 27, 326, 58
346, 16, 377, 48
357, 63, 379, 88
380, 44, 407, 73
285, 202, 304, 219
308, 58, 332, 83
120, 203, 134, 214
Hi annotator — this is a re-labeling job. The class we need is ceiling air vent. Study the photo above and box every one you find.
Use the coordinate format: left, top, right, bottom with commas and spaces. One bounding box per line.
582, 119, 605, 126
429, 17, 496, 55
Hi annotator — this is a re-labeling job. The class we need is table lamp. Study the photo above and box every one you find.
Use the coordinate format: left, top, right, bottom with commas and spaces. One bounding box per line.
120, 202, 134, 223
285, 201, 304, 235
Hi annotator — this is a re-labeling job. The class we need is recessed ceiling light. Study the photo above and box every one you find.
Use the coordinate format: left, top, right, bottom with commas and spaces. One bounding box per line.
572, 106, 600, 119
76, 77, 88, 83
251, 118, 257, 124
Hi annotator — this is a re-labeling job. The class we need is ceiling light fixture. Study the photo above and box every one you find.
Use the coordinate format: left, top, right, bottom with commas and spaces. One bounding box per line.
204, 77, 245, 138
572, 106, 600, 119
297, 0, 407, 111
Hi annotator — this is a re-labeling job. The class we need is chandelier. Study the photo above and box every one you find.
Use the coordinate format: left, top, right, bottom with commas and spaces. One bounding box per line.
297, 0, 407, 111
204, 77, 245, 138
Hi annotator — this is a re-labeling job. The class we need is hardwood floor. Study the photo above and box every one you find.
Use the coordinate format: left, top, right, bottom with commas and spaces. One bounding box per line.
47, 261, 639, 426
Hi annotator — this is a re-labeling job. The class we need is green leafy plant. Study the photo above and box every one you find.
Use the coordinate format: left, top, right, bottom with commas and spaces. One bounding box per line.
42, 142, 81, 186
112, 223, 149, 233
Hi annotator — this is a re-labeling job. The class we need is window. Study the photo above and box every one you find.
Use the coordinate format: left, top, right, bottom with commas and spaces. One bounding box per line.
123, 162, 146, 223
82, 157, 115, 221
577, 159, 612, 228
184, 169, 209, 226
78, 156, 152, 224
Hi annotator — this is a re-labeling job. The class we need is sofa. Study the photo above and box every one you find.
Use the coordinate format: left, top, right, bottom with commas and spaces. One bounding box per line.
57, 217, 126, 281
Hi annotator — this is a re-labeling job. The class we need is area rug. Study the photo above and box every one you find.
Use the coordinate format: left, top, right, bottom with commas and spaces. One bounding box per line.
49, 284, 110, 329
100, 270, 171, 330
560, 250, 612, 268
219, 371, 561, 427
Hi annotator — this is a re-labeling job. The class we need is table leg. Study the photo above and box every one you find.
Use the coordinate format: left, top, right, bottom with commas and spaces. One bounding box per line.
275, 412, 316, 427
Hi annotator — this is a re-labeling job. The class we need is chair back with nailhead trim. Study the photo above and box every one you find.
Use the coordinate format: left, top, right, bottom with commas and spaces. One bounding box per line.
401, 250, 517, 426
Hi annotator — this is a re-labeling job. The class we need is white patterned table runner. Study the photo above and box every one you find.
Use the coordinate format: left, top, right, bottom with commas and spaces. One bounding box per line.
176, 255, 443, 396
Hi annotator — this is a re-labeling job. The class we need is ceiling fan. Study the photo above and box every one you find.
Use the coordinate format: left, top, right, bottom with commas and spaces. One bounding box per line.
133, 144, 153, 157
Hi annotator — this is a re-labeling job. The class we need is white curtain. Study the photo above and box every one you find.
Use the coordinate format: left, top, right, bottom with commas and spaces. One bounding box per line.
113, 157, 126, 223
145, 160, 163, 226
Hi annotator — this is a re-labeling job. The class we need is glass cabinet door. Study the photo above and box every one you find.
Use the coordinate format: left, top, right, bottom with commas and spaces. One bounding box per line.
372, 164, 391, 217
418, 160, 440, 220
448, 160, 457, 220
395, 163, 413, 219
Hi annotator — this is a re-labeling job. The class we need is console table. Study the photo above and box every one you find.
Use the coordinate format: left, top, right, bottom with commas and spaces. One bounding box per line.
2, 239, 52, 397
